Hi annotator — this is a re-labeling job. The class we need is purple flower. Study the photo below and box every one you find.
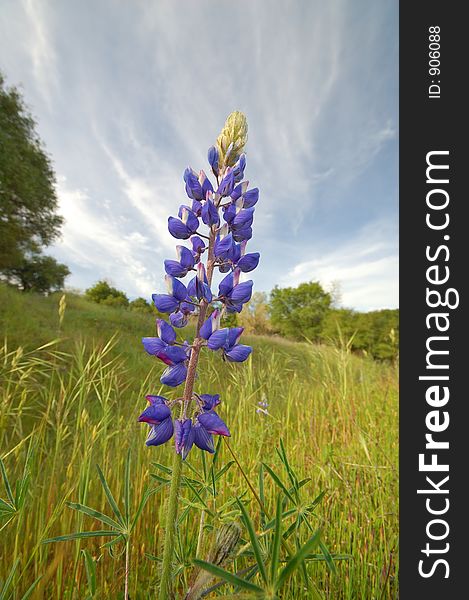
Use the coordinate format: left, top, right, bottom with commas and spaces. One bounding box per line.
204, 326, 252, 362
152, 276, 188, 313
201, 196, 220, 227
218, 271, 253, 312
169, 301, 194, 328
168, 206, 199, 239
138, 396, 174, 447
193, 423, 215, 453
208, 146, 219, 176
175, 419, 194, 460
199, 309, 221, 340
217, 168, 235, 197
198, 411, 230, 437
164, 246, 195, 278
188, 263, 212, 303
184, 168, 204, 201
199, 394, 221, 410
138, 395, 171, 424
160, 362, 188, 387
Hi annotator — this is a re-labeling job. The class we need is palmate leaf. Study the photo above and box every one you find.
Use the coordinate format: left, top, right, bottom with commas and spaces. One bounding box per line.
237, 499, 268, 585
192, 559, 264, 595
65, 502, 122, 531
96, 465, 124, 527
261, 463, 295, 504
275, 529, 321, 592
124, 449, 131, 526
0, 459, 15, 506
43, 530, 119, 544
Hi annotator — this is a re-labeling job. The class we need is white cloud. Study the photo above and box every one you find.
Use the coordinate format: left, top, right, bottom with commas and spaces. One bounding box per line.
282, 220, 398, 311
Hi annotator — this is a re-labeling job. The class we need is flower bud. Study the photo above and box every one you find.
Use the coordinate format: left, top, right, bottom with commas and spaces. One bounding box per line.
216, 111, 248, 168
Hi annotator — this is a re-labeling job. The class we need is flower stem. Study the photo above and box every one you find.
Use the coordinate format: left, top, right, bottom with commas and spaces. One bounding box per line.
124, 537, 130, 599
158, 452, 182, 600
158, 226, 217, 599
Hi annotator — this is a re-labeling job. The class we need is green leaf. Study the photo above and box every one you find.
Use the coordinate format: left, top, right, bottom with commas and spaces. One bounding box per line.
0, 558, 19, 599
262, 464, 295, 504
43, 530, 119, 544
270, 494, 283, 584
96, 465, 124, 526
150, 462, 172, 475
263, 508, 297, 532
82, 549, 97, 596
0, 460, 15, 506
319, 540, 337, 574
20, 576, 42, 600
124, 449, 131, 526
276, 529, 321, 591
66, 502, 122, 531
193, 559, 264, 594
237, 499, 268, 585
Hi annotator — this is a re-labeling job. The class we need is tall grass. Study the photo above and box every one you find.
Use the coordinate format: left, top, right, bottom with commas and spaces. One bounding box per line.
0, 287, 398, 598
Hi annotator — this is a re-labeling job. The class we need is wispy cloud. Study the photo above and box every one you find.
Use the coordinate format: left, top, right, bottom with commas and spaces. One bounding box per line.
1, 0, 398, 310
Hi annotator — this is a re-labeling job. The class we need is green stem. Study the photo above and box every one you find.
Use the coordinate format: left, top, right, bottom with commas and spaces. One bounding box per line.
158, 453, 182, 600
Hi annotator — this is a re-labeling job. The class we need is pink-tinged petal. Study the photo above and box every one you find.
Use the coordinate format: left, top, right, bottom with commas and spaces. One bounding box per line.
145, 395, 168, 406
138, 403, 171, 425
198, 411, 230, 437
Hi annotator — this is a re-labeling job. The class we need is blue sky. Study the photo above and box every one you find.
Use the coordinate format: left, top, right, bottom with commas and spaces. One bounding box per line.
1, 0, 398, 311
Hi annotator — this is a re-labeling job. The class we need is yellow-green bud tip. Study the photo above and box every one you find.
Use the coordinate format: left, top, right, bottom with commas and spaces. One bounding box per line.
216, 111, 248, 168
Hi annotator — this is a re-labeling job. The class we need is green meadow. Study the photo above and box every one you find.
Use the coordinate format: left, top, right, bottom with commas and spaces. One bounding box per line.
0, 284, 398, 599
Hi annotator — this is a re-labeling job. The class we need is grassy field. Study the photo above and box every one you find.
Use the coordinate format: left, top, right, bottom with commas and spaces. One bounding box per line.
0, 284, 398, 599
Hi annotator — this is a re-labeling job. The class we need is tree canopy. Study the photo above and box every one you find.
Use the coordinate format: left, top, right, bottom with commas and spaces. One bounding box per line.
0, 72, 69, 293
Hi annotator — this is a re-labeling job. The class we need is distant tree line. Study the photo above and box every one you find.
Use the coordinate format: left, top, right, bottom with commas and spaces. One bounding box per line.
85, 279, 399, 361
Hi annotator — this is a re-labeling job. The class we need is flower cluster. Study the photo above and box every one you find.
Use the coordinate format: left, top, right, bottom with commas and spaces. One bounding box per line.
139, 112, 260, 459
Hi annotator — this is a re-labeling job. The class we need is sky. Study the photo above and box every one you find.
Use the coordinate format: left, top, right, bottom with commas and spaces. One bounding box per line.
0, 0, 398, 311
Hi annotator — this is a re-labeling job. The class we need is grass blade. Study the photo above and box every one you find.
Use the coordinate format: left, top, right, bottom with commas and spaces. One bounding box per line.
270, 494, 283, 584
0, 558, 19, 599
192, 559, 264, 594
236, 499, 268, 585
276, 529, 321, 592
82, 549, 97, 596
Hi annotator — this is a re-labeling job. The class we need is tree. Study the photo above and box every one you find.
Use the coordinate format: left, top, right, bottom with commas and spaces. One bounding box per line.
3, 253, 70, 293
0, 72, 63, 270
85, 280, 129, 307
129, 297, 153, 314
239, 291, 273, 335
269, 281, 332, 341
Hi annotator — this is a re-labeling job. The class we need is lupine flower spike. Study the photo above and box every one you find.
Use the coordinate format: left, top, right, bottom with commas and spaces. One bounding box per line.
139, 111, 259, 463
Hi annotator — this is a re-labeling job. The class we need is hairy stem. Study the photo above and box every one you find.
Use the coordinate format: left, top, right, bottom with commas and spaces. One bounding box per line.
124, 537, 130, 599
158, 225, 217, 600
